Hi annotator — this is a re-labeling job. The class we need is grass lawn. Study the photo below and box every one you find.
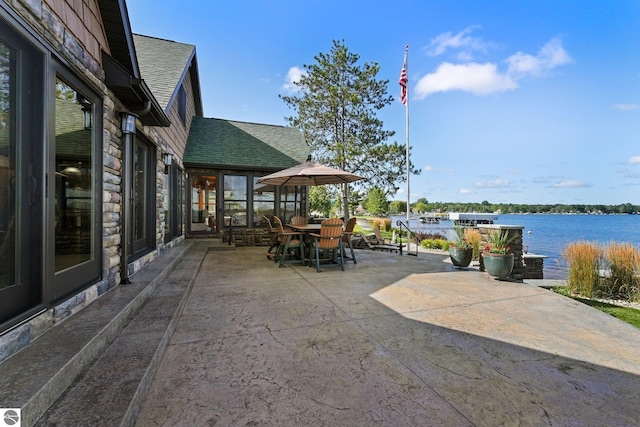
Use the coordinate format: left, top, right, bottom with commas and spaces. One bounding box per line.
553, 287, 640, 329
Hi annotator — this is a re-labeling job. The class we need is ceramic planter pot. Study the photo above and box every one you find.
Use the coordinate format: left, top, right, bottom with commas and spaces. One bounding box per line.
449, 246, 473, 268
482, 253, 514, 280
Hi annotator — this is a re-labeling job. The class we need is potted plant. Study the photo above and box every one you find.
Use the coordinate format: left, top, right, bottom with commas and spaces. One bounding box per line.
449, 226, 473, 268
482, 230, 517, 280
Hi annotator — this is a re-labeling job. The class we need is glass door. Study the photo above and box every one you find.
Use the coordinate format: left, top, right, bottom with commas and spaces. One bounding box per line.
0, 24, 44, 326
190, 175, 216, 232
50, 73, 101, 301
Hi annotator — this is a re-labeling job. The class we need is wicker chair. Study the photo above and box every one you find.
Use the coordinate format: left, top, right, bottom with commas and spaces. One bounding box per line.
308, 218, 344, 272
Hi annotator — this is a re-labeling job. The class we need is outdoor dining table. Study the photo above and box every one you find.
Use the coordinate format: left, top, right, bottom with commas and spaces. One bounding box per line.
288, 222, 345, 266
288, 224, 322, 233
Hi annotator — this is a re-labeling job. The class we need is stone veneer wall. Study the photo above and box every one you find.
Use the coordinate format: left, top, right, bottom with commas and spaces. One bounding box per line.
222, 228, 273, 247
522, 255, 546, 279
0, 0, 176, 363
477, 224, 525, 280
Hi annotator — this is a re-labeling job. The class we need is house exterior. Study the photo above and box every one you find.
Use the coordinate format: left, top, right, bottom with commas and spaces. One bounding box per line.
0, 0, 307, 369
184, 117, 308, 243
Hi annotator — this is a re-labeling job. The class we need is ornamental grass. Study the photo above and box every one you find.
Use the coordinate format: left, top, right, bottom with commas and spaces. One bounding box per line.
603, 242, 640, 301
372, 218, 392, 231
464, 228, 482, 260
563, 241, 601, 298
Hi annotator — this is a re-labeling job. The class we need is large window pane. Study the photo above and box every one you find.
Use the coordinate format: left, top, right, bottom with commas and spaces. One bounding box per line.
133, 141, 148, 242
253, 177, 274, 226
279, 186, 303, 223
54, 79, 94, 272
0, 40, 15, 289
131, 137, 155, 255
224, 175, 246, 226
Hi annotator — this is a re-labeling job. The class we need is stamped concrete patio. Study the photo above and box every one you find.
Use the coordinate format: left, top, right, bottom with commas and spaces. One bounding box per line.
135, 243, 640, 426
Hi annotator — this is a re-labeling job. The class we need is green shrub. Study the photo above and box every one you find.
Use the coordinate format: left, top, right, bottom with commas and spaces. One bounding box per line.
420, 238, 449, 250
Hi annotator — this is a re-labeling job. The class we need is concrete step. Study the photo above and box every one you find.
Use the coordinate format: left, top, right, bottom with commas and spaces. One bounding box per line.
0, 240, 224, 427
34, 243, 208, 426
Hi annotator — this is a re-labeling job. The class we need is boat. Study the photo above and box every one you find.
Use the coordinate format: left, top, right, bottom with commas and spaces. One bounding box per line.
419, 215, 440, 224
449, 212, 499, 226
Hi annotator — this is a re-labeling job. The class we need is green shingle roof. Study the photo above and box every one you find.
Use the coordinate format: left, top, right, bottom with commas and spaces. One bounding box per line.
184, 117, 309, 170
133, 34, 196, 112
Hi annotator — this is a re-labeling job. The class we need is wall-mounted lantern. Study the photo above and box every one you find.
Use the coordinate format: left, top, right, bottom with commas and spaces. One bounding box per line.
164, 152, 173, 174
121, 112, 137, 135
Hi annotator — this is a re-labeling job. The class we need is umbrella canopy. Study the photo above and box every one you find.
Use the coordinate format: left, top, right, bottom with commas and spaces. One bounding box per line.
256, 161, 365, 186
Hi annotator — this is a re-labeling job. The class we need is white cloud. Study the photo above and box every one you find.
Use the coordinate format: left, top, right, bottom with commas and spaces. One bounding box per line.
551, 180, 590, 188
507, 38, 572, 77
415, 62, 517, 98
426, 25, 486, 57
630, 156, 640, 164
615, 104, 640, 111
423, 165, 454, 173
459, 188, 474, 195
474, 179, 511, 189
281, 66, 306, 93
415, 36, 572, 99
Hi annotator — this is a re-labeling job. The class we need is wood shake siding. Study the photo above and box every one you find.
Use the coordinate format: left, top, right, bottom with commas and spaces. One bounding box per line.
44, 0, 108, 63
158, 71, 197, 161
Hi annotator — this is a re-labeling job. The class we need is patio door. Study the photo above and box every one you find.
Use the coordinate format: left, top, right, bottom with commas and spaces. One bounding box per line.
190, 175, 217, 232
0, 21, 44, 326
50, 71, 102, 301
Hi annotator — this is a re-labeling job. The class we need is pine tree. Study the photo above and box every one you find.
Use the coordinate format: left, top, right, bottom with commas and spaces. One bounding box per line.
280, 40, 418, 219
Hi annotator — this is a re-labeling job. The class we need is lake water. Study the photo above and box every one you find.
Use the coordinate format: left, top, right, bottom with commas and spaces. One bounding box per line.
391, 214, 640, 280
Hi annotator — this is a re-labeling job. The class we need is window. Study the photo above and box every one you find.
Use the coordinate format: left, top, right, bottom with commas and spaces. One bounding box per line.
54, 79, 94, 272
253, 177, 274, 226
223, 175, 247, 226
164, 167, 183, 242
131, 136, 156, 256
178, 85, 186, 125
279, 186, 303, 223
51, 68, 102, 301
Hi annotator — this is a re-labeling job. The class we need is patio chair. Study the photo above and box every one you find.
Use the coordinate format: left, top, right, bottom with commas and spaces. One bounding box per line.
308, 218, 344, 272
361, 233, 401, 252
342, 217, 357, 264
272, 216, 304, 267
262, 215, 279, 260
373, 228, 389, 245
290, 215, 308, 226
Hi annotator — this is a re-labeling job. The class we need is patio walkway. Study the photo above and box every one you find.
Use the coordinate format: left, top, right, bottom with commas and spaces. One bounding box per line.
134, 242, 640, 426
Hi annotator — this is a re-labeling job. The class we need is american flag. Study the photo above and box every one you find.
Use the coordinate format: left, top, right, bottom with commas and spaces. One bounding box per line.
399, 49, 408, 105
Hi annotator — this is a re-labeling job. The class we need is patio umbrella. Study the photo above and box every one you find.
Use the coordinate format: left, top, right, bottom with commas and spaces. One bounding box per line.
256, 160, 365, 186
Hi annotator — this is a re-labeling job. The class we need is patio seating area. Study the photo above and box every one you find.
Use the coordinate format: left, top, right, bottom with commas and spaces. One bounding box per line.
136, 241, 640, 426
13, 239, 640, 426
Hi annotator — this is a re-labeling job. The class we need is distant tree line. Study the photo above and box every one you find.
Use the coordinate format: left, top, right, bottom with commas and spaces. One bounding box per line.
397, 199, 640, 215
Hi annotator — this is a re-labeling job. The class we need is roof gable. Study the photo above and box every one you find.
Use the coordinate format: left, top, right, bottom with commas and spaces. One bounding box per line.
133, 34, 203, 116
185, 118, 309, 170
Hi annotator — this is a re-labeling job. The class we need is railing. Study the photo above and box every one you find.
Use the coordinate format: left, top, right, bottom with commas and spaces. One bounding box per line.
396, 220, 419, 256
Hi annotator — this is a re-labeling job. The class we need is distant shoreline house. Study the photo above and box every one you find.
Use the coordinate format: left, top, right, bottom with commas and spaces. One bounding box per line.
0, 0, 307, 366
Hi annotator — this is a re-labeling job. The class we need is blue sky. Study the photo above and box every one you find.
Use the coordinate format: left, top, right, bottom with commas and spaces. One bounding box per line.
128, 0, 640, 205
